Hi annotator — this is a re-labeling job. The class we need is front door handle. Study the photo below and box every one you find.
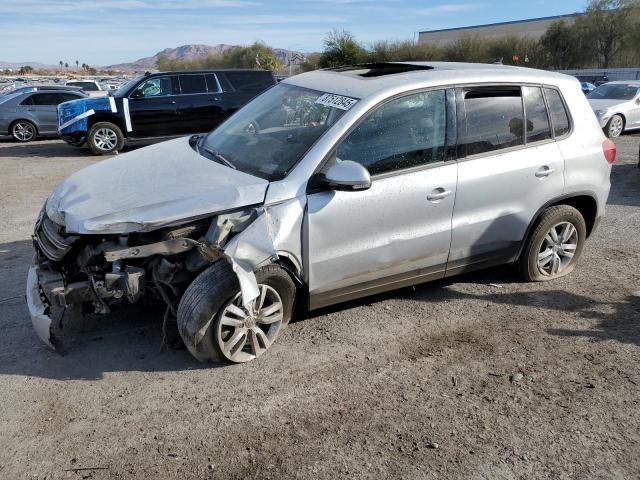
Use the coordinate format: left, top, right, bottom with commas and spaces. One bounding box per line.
165, 100, 177, 105
535, 166, 555, 178
427, 188, 453, 202
208, 97, 221, 102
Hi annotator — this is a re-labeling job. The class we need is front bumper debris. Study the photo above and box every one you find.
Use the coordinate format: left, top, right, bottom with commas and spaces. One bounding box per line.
26, 265, 58, 350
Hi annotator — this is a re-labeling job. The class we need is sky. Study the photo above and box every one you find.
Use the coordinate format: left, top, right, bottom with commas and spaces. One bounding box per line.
0, 0, 589, 66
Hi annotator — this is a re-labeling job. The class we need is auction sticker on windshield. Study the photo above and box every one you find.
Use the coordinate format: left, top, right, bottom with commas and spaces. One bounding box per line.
315, 93, 358, 110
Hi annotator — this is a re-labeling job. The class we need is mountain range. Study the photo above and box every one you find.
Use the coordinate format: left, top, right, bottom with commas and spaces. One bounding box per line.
1, 44, 307, 72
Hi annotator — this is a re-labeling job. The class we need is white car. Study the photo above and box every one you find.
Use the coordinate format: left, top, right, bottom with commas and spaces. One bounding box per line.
588, 81, 640, 138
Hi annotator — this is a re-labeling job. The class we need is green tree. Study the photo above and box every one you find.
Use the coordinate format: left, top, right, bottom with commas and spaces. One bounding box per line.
576, 0, 639, 68
59, 60, 63, 69
319, 29, 367, 68
64, 62, 69, 69
18, 65, 34, 74
539, 20, 587, 69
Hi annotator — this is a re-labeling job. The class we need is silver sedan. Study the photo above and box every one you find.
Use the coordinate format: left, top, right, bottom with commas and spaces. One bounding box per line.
588, 81, 640, 138
0, 89, 86, 142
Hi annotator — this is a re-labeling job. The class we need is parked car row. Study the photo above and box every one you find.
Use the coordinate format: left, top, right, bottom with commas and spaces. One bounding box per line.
26, 62, 614, 364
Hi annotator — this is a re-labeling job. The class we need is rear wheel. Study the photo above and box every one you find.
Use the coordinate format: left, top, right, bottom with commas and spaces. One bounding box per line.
518, 205, 586, 282
605, 114, 624, 138
87, 121, 124, 155
177, 262, 296, 364
11, 120, 36, 142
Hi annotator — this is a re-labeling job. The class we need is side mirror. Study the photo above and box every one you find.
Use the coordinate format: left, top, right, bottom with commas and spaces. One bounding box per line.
130, 89, 144, 99
635, 97, 640, 105
317, 160, 371, 192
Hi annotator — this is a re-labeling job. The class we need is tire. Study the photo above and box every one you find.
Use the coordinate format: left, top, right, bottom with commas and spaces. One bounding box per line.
11, 120, 37, 142
87, 121, 124, 155
177, 261, 296, 364
605, 114, 624, 138
518, 205, 586, 282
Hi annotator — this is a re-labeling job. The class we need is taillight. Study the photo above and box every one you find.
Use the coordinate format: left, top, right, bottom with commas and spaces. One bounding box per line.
603, 139, 616, 164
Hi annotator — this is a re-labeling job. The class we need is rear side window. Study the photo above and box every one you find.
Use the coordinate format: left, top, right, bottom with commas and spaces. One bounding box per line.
179, 74, 207, 95
60, 93, 82, 102
544, 88, 570, 137
27, 93, 63, 105
337, 89, 447, 175
20, 95, 35, 106
462, 87, 524, 156
225, 71, 275, 91
522, 86, 552, 143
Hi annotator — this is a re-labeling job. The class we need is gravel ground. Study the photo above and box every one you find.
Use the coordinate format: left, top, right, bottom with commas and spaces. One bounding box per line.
0, 135, 639, 480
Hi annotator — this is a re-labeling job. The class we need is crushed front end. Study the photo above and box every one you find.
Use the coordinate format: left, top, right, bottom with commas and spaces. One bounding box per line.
27, 206, 228, 351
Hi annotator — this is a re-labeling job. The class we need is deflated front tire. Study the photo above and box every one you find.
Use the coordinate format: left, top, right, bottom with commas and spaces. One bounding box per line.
177, 261, 296, 363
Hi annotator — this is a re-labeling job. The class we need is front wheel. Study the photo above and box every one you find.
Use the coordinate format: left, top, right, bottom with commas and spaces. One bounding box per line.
177, 262, 296, 364
87, 121, 124, 155
518, 205, 586, 282
605, 114, 624, 138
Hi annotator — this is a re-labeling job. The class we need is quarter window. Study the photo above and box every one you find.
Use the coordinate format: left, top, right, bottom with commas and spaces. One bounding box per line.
179, 74, 207, 95
205, 74, 221, 93
336, 89, 447, 176
522, 86, 552, 143
462, 87, 524, 156
544, 88, 570, 137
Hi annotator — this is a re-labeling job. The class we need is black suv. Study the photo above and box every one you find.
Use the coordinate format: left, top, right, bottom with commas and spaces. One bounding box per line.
58, 70, 277, 155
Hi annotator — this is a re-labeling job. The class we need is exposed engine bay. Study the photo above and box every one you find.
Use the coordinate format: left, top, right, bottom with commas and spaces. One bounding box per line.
29, 204, 295, 351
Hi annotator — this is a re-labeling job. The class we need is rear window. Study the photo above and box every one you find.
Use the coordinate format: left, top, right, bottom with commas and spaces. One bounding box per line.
544, 88, 570, 137
179, 74, 207, 95
224, 71, 275, 91
462, 87, 524, 156
68, 82, 99, 91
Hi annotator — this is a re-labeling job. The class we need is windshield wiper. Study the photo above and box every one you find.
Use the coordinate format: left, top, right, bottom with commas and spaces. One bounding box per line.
202, 147, 236, 170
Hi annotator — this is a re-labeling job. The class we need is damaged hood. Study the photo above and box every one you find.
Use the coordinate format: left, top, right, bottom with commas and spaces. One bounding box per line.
47, 136, 269, 234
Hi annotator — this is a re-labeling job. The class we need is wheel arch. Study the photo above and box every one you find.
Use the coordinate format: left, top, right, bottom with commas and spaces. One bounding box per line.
517, 193, 599, 260
10, 118, 39, 135
87, 114, 127, 138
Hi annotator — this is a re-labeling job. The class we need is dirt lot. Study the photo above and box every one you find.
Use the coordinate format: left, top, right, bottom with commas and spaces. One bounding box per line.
0, 135, 639, 480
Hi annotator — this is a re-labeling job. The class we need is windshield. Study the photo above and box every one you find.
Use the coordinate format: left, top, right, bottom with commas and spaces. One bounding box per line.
113, 76, 142, 97
201, 83, 356, 181
588, 84, 639, 100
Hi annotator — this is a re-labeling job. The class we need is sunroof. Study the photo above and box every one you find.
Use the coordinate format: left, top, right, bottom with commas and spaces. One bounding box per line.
329, 63, 434, 78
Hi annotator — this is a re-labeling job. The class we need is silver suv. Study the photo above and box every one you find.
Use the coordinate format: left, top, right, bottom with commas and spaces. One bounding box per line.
27, 62, 614, 364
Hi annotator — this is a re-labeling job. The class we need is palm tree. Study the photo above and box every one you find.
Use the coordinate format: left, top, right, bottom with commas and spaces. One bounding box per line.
75, 60, 79, 69
64, 62, 69, 69
59, 60, 63, 70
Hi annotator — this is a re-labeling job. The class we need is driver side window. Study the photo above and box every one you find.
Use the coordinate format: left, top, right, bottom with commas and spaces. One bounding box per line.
135, 76, 175, 98
336, 89, 446, 176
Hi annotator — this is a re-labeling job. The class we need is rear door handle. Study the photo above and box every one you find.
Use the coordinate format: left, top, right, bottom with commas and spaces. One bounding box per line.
427, 188, 453, 202
208, 97, 221, 102
535, 166, 555, 178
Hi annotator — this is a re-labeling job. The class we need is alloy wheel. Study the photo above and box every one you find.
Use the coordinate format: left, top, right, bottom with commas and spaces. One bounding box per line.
13, 122, 35, 141
215, 284, 284, 363
537, 221, 578, 276
93, 128, 118, 151
609, 116, 623, 138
